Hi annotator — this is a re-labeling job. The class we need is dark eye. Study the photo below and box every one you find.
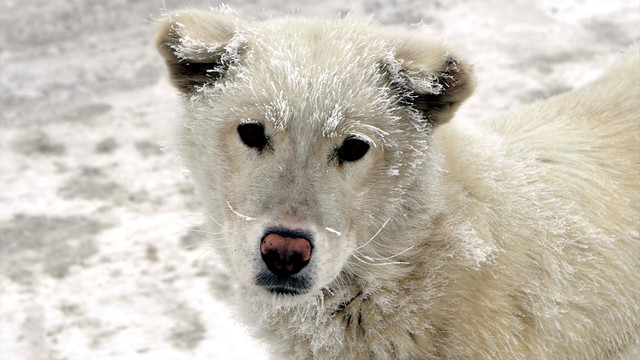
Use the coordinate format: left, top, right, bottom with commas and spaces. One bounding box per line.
338, 137, 370, 163
237, 123, 268, 150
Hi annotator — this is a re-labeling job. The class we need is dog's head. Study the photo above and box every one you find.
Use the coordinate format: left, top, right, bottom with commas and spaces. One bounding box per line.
156, 10, 474, 301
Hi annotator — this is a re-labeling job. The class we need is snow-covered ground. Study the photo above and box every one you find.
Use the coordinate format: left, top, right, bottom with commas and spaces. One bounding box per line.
1, 1, 637, 359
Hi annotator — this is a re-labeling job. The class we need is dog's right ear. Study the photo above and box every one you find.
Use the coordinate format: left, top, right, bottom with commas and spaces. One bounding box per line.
155, 10, 246, 92
378, 32, 475, 126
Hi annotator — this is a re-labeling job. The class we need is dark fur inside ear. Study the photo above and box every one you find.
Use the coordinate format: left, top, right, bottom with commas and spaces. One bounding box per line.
382, 45, 475, 126
155, 11, 246, 92
164, 59, 227, 91
405, 57, 474, 124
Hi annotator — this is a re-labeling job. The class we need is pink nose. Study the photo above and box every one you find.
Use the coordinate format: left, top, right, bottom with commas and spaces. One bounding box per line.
261, 233, 312, 276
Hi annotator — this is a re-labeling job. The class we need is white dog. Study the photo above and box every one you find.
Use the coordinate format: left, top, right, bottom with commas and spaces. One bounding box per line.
156, 10, 639, 359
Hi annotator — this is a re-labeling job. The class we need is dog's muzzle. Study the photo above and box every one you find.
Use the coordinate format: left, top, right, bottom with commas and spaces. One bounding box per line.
256, 227, 314, 295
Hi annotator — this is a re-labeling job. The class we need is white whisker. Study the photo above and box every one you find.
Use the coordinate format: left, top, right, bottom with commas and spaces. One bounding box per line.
204, 208, 239, 235
226, 201, 257, 221
355, 217, 391, 251
183, 242, 214, 250
195, 248, 216, 262
203, 208, 229, 230
358, 245, 415, 261
325, 227, 341, 236
352, 251, 408, 266
364, 261, 409, 266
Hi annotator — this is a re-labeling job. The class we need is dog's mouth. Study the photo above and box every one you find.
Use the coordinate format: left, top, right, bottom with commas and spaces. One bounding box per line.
255, 271, 314, 295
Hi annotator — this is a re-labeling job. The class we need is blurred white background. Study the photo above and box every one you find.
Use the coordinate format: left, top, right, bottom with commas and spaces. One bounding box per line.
1, 1, 638, 359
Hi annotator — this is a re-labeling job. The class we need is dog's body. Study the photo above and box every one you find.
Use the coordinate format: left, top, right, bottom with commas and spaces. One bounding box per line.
156, 11, 639, 359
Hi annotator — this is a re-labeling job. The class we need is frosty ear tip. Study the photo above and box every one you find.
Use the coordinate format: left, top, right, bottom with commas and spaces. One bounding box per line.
154, 10, 192, 52
388, 44, 475, 125
154, 9, 243, 93
155, 9, 237, 44
441, 55, 476, 96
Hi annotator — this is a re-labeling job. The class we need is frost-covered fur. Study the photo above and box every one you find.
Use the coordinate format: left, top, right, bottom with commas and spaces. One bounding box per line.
156, 10, 640, 359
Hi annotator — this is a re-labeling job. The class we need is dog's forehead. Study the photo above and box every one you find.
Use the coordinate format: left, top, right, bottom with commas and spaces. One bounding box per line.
235, 20, 395, 138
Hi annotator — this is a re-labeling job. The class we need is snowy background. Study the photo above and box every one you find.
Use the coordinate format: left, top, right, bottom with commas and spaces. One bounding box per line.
1, 0, 638, 359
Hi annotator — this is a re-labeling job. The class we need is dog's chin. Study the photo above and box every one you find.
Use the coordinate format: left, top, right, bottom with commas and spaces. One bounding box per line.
246, 285, 322, 309
255, 270, 315, 297
264, 286, 310, 296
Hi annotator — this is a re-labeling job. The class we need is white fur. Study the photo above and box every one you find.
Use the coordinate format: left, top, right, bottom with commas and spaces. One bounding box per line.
156, 10, 639, 359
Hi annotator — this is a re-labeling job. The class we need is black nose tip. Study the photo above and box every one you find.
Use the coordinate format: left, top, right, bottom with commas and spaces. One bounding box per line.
261, 231, 312, 277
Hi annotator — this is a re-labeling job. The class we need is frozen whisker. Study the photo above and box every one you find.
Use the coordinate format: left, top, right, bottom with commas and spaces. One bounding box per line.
353, 254, 409, 266
355, 217, 391, 251
183, 242, 215, 251
344, 258, 376, 277
195, 248, 217, 262
356, 245, 415, 262
203, 208, 239, 235
172, 225, 225, 238
352, 253, 409, 266
182, 242, 205, 250
325, 227, 341, 236
200, 229, 229, 236
363, 260, 409, 266
203, 208, 227, 229
351, 253, 374, 265
170, 219, 195, 230
226, 201, 257, 221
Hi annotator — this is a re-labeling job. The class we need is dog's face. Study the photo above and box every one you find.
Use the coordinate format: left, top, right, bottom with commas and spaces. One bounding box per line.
156, 11, 473, 300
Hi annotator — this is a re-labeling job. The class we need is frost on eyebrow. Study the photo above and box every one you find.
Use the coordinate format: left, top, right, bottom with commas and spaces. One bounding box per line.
266, 96, 291, 132
245, 96, 292, 132
321, 107, 382, 147
322, 107, 398, 149
321, 104, 346, 138
218, 32, 406, 141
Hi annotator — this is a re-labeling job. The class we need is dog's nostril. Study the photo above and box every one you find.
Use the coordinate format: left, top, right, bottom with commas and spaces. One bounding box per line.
261, 233, 312, 276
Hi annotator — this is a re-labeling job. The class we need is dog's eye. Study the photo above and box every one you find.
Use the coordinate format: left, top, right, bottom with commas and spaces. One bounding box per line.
338, 137, 370, 163
237, 123, 268, 150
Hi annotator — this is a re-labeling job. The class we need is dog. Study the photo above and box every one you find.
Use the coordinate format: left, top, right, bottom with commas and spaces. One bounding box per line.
156, 10, 639, 359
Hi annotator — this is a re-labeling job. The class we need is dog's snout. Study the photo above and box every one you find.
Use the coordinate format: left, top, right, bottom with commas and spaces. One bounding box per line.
261, 231, 312, 276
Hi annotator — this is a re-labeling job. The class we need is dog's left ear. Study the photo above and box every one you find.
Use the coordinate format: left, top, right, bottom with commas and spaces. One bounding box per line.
382, 35, 475, 125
